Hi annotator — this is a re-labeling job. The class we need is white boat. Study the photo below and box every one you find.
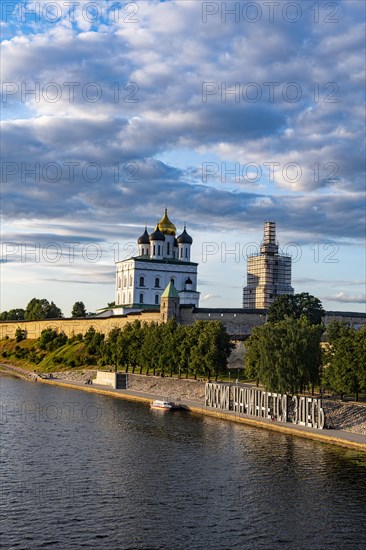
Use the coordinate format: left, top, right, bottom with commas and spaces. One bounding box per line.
150, 400, 177, 410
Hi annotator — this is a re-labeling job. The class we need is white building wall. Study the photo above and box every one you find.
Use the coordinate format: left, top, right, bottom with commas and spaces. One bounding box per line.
115, 259, 198, 306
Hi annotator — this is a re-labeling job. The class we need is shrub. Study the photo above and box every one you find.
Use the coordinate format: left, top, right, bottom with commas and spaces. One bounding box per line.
15, 327, 26, 342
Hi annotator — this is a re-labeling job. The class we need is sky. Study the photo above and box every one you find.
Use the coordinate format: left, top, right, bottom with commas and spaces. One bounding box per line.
1, 0, 365, 316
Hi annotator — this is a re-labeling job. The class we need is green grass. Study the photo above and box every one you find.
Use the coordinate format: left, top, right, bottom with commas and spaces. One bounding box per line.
0, 338, 97, 372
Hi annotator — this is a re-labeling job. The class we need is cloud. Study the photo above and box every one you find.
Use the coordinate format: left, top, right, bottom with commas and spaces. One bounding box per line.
1, 0, 365, 313
323, 292, 366, 304
201, 294, 221, 302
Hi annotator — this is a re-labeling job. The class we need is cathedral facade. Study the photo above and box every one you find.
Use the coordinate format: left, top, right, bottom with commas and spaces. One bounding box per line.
115, 209, 200, 309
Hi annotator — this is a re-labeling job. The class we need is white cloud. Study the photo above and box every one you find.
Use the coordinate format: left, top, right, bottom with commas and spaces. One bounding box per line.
324, 292, 366, 305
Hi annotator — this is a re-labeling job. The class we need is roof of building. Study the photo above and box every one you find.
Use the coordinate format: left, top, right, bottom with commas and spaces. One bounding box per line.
137, 227, 150, 245
162, 280, 180, 298
149, 225, 165, 241
177, 226, 193, 244
118, 257, 198, 267
157, 208, 176, 236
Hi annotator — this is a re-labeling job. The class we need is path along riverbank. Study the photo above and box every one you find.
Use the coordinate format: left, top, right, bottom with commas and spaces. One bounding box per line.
1, 365, 365, 452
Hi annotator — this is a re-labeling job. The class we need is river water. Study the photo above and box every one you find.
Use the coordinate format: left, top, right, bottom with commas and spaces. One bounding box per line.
1, 377, 365, 550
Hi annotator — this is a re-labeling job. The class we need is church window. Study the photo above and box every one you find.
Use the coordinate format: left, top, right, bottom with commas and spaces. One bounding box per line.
118, 277, 121, 288
185, 248, 188, 258
180, 248, 183, 258
129, 292, 131, 303
158, 245, 161, 256
155, 294, 159, 305
167, 242, 170, 255
154, 277, 160, 288
129, 276, 132, 286
153, 245, 156, 255
139, 276, 145, 287
124, 277, 127, 287
139, 293, 144, 304
123, 292, 125, 303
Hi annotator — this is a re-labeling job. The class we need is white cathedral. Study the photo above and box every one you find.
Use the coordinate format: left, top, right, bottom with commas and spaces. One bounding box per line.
114, 209, 200, 312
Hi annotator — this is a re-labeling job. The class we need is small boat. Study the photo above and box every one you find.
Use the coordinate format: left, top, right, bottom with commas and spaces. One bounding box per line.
150, 400, 178, 410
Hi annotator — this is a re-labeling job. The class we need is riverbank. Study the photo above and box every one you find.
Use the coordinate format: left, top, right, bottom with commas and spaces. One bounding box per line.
1, 364, 365, 451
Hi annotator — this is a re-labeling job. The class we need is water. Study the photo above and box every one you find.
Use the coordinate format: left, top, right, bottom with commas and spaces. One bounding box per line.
1, 377, 366, 550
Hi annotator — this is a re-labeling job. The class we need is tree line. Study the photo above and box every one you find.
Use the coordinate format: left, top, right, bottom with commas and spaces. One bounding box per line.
10, 319, 234, 380
0, 298, 87, 320
85, 319, 234, 379
245, 293, 366, 400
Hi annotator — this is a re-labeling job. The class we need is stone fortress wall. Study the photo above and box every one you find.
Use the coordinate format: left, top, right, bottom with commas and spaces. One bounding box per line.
0, 307, 365, 340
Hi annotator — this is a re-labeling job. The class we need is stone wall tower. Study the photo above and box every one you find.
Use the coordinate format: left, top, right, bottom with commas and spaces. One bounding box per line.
160, 280, 180, 322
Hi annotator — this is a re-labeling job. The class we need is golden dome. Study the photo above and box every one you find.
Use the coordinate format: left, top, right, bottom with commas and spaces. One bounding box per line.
157, 208, 176, 236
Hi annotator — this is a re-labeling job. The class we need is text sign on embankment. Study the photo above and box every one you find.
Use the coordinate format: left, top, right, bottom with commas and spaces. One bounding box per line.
205, 383, 325, 429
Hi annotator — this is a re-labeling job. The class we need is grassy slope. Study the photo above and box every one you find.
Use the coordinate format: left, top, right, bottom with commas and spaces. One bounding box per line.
0, 338, 94, 372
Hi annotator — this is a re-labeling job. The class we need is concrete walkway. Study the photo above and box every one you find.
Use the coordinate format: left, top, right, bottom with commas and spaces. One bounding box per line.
1, 364, 365, 451
37, 376, 366, 452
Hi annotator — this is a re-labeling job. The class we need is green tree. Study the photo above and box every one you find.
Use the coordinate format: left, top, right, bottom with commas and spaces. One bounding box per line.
84, 326, 104, 355
189, 321, 233, 380
268, 293, 325, 325
25, 298, 63, 320
71, 301, 87, 318
245, 316, 323, 394
323, 322, 366, 400
119, 320, 143, 372
158, 319, 179, 376
139, 322, 161, 375
1, 309, 25, 321
15, 327, 26, 342
39, 328, 67, 351
104, 327, 122, 370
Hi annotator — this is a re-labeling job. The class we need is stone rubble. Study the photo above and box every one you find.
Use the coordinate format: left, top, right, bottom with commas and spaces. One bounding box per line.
322, 400, 366, 435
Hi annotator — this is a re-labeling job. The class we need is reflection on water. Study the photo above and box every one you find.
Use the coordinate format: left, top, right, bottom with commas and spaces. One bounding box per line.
1, 377, 366, 549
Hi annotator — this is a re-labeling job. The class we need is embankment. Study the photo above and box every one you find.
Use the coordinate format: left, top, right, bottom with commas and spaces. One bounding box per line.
1, 365, 365, 444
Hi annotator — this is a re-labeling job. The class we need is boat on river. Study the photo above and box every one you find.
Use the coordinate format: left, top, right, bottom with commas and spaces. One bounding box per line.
150, 400, 179, 410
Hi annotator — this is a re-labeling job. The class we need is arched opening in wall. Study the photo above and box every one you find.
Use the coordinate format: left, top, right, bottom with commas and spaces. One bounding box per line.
139, 293, 144, 304
155, 294, 159, 305
185, 248, 188, 258
123, 292, 126, 303
154, 277, 160, 288
158, 245, 161, 256
139, 276, 145, 287
153, 245, 156, 255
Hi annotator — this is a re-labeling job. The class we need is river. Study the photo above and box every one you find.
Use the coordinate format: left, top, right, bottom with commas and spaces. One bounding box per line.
1, 376, 365, 549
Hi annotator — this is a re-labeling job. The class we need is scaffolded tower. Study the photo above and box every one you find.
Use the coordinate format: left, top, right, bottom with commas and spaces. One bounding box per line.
243, 221, 294, 309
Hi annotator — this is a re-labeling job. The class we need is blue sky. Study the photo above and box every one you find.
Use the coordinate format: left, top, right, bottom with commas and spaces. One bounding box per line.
1, 0, 365, 316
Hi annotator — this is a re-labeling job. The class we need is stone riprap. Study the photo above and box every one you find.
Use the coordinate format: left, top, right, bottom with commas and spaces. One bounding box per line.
322, 400, 366, 434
